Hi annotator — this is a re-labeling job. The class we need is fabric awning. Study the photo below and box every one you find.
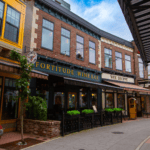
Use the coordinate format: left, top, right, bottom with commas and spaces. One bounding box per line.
64, 77, 123, 90
104, 80, 150, 94
0, 59, 48, 80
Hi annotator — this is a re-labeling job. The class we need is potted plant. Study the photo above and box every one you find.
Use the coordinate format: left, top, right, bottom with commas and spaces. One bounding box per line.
81, 109, 94, 116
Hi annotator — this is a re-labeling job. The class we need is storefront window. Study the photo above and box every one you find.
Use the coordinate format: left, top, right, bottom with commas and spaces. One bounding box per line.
117, 93, 125, 109
68, 93, 77, 109
54, 92, 65, 108
2, 78, 18, 120
91, 93, 97, 107
105, 93, 114, 108
79, 92, 87, 108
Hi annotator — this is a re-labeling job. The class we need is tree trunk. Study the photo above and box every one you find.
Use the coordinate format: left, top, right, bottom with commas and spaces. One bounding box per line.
20, 100, 25, 144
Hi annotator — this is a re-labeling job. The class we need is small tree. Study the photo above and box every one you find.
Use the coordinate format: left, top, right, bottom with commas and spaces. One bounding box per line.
10, 50, 33, 144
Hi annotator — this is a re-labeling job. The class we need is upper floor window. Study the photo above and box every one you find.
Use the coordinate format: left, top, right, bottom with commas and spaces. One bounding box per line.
0, 1, 4, 35
4, 6, 20, 43
61, 28, 70, 56
105, 48, 112, 68
125, 55, 131, 72
115, 52, 122, 70
148, 63, 150, 79
41, 19, 54, 50
89, 41, 95, 64
138, 58, 144, 78
76, 35, 84, 60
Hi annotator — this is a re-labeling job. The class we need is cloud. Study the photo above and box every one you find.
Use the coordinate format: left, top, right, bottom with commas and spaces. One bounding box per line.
64, 0, 133, 41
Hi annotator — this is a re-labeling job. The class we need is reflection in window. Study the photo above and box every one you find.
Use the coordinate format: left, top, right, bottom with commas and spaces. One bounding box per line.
91, 93, 97, 107
0, 1, 4, 35
61, 28, 70, 56
54, 92, 65, 108
89, 41, 95, 64
41, 19, 54, 50
106, 93, 113, 108
79, 92, 87, 108
105, 48, 112, 68
117, 94, 125, 109
115, 52, 122, 70
68, 93, 77, 109
138, 58, 144, 78
76, 35, 84, 60
5, 6, 20, 42
2, 78, 18, 120
125, 55, 131, 72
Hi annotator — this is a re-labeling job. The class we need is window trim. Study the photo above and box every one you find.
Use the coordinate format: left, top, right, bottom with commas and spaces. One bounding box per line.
76, 34, 84, 61
60, 27, 70, 56
105, 92, 114, 108
41, 18, 54, 51
104, 48, 112, 68
138, 57, 144, 78
4, 5, 21, 43
125, 54, 132, 73
115, 51, 122, 71
117, 93, 125, 110
89, 40, 96, 64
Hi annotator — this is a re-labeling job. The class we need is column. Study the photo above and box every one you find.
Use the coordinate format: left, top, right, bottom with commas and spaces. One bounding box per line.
97, 88, 102, 111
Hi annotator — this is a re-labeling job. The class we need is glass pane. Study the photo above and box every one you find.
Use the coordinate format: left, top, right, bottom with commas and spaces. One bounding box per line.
105, 54, 112, 68
43, 19, 54, 30
41, 28, 53, 50
2, 88, 18, 120
115, 52, 122, 58
89, 48, 95, 64
139, 60, 144, 78
125, 55, 130, 61
106, 93, 113, 108
54, 92, 65, 108
117, 94, 125, 109
105, 48, 112, 55
0, 87, 2, 100
76, 35, 84, 44
138, 58, 143, 63
6, 6, 20, 27
76, 42, 84, 59
91, 93, 97, 107
61, 36, 70, 56
4, 23, 18, 42
61, 28, 70, 38
125, 60, 131, 72
5, 78, 9, 86
13, 80, 16, 87
89, 41, 95, 49
0, 1, 4, 19
79, 92, 87, 108
9, 79, 13, 87
116, 57, 122, 70
148, 64, 150, 79
68, 93, 77, 109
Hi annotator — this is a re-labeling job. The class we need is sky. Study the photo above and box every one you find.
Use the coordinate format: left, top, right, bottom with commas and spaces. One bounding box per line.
64, 0, 133, 42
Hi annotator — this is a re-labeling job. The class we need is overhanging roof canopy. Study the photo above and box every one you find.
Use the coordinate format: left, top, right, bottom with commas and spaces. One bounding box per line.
118, 0, 150, 66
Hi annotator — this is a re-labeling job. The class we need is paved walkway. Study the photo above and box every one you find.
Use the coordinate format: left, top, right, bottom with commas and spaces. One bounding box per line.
24, 118, 150, 150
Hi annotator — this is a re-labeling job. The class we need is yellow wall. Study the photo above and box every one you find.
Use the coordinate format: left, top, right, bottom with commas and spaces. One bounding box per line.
0, 0, 26, 53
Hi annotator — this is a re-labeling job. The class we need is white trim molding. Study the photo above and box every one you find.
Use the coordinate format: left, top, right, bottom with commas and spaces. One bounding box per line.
101, 37, 133, 52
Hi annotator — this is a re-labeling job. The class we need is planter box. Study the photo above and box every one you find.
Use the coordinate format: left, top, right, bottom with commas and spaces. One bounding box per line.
65, 114, 80, 119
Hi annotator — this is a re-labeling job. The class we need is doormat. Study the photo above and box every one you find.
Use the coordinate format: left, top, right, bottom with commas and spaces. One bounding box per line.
0, 138, 43, 150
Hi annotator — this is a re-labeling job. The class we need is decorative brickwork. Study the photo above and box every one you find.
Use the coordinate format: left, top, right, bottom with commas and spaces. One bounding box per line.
17, 119, 61, 138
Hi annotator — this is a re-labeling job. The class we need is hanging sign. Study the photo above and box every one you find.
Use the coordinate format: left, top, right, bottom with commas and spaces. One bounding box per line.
27, 51, 37, 64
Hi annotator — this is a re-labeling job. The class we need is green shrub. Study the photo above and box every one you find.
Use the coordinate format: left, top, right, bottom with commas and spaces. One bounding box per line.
105, 108, 123, 112
25, 96, 47, 121
67, 110, 80, 115
82, 109, 94, 114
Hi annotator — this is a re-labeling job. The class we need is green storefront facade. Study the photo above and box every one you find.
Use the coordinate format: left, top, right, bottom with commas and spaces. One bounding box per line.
30, 54, 102, 120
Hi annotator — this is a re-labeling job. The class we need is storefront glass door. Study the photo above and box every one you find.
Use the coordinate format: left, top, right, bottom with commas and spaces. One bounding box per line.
1, 78, 18, 120
68, 92, 77, 109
